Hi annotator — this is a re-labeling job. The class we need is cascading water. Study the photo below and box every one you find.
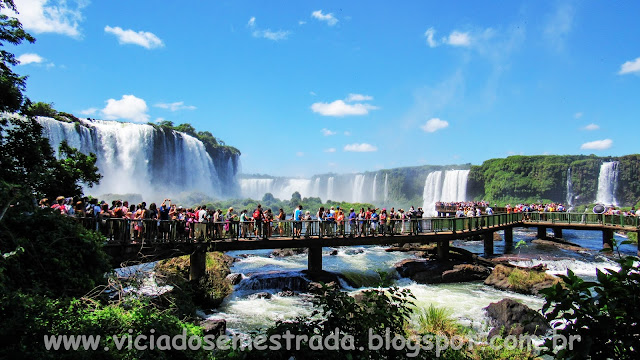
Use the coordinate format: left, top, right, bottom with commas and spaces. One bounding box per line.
371, 173, 377, 202
596, 161, 619, 206
312, 178, 320, 198
422, 171, 443, 217
351, 174, 366, 203
383, 174, 388, 202
327, 177, 334, 201
421, 170, 470, 216
566, 168, 574, 206
37, 117, 238, 200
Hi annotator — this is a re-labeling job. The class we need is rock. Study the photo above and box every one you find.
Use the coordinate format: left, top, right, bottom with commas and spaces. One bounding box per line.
225, 273, 243, 285
484, 299, 549, 338
277, 290, 296, 297
394, 259, 491, 284
484, 264, 559, 295
532, 239, 585, 252
200, 319, 226, 337
252, 292, 272, 299
441, 264, 491, 283
494, 232, 502, 241
270, 248, 308, 257
329, 249, 339, 256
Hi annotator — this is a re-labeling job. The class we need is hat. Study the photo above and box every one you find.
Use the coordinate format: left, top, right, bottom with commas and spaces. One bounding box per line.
382, 208, 386, 211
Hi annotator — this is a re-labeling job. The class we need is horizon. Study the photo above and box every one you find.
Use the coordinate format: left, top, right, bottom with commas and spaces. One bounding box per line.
4, 0, 640, 177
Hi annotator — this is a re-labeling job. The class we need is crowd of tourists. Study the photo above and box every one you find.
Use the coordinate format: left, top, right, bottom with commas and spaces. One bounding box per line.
41, 195, 640, 242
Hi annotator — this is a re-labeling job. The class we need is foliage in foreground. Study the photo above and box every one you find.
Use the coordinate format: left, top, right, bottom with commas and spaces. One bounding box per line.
540, 253, 640, 359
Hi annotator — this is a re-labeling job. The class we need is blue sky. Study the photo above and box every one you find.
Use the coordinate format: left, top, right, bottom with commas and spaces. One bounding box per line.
5, 0, 640, 177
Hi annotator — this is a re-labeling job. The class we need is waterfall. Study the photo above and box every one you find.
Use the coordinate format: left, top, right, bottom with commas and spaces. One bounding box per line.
372, 173, 378, 202
239, 179, 275, 201
327, 177, 334, 201
383, 174, 388, 202
37, 117, 237, 200
596, 161, 619, 206
312, 178, 321, 198
352, 174, 365, 203
566, 168, 574, 206
422, 169, 470, 216
239, 178, 312, 201
422, 171, 443, 217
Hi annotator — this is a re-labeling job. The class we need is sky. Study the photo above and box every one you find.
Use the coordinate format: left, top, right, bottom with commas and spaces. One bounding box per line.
4, 0, 640, 177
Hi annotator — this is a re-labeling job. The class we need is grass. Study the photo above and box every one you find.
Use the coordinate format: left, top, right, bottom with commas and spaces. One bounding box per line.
340, 269, 397, 288
507, 268, 550, 292
414, 304, 467, 338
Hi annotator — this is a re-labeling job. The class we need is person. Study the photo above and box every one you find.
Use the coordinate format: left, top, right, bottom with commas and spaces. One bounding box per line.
336, 210, 345, 237
277, 208, 286, 236
416, 207, 424, 232
370, 208, 379, 236
253, 204, 264, 239
158, 199, 171, 241
293, 205, 303, 238
264, 209, 273, 239
51, 196, 67, 215
357, 208, 366, 237
348, 208, 356, 237
304, 210, 312, 238
226, 207, 238, 240
325, 208, 335, 236
380, 208, 387, 235
317, 207, 325, 237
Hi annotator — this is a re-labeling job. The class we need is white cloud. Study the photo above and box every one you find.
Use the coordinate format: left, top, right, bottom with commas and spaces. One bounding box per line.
311, 10, 338, 26
346, 93, 373, 102
424, 27, 437, 47
544, 3, 574, 51
420, 118, 449, 133
3, 0, 86, 38
580, 139, 612, 150
446, 31, 471, 46
17, 53, 44, 65
324, 148, 336, 153
321, 128, 336, 136
101, 95, 149, 123
344, 143, 377, 152
253, 29, 290, 41
583, 123, 599, 131
104, 26, 164, 49
298, 20, 306, 25
309, 91, 317, 96
80, 107, 97, 116
247, 17, 290, 41
344, 131, 351, 136
296, 151, 304, 157
311, 100, 378, 116
574, 112, 583, 119
619, 57, 640, 75
154, 101, 196, 112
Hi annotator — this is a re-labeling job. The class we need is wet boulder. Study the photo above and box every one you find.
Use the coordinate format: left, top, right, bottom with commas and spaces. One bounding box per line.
484, 298, 550, 338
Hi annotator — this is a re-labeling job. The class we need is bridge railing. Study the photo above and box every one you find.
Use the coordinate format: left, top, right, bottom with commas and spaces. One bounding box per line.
524, 212, 639, 228
85, 213, 528, 245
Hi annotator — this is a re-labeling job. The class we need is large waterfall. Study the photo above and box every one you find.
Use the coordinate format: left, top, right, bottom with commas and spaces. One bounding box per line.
37, 117, 239, 200
596, 161, 619, 206
566, 168, 574, 206
422, 170, 470, 216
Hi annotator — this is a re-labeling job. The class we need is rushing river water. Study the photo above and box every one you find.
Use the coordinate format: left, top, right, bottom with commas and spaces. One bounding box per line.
203, 229, 634, 335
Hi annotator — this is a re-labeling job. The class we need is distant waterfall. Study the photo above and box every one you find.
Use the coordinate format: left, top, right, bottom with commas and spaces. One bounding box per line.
422, 170, 470, 216
372, 174, 378, 202
596, 161, 619, 205
352, 174, 366, 203
239, 178, 312, 201
312, 178, 320, 198
566, 168, 574, 206
37, 117, 238, 200
327, 177, 334, 201
383, 174, 388, 202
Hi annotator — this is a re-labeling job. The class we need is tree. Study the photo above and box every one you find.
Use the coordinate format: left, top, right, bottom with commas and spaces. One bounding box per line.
25, 101, 57, 117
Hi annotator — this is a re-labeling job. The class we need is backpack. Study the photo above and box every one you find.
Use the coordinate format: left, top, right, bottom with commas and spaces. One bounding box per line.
253, 209, 262, 220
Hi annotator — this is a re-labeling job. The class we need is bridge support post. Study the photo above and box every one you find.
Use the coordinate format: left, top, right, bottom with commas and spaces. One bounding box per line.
308, 246, 323, 273
553, 228, 563, 239
437, 240, 449, 261
537, 226, 547, 240
602, 229, 614, 250
483, 232, 494, 257
504, 227, 513, 245
189, 251, 207, 281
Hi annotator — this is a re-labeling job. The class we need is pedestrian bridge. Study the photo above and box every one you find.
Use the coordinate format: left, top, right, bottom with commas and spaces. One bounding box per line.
89, 212, 639, 280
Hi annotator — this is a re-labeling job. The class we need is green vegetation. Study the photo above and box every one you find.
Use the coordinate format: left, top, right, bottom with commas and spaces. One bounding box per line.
540, 253, 640, 359
339, 269, 397, 288
150, 120, 241, 158
507, 268, 552, 293
414, 304, 466, 338
468, 154, 640, 206
155, 252, 234, 312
